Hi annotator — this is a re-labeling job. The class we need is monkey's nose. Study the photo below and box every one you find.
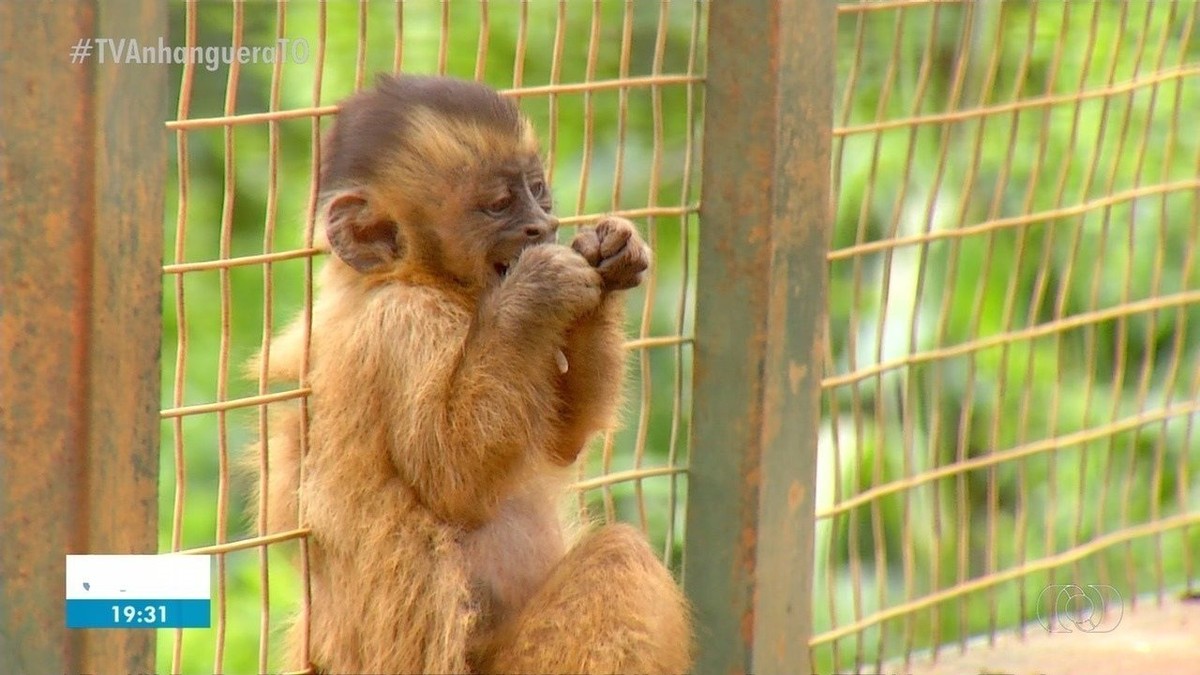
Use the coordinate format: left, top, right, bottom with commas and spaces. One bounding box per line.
524, 219, 558, 240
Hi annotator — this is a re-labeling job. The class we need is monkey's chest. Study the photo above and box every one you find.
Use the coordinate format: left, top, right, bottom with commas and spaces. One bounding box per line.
461, 496, 565, 627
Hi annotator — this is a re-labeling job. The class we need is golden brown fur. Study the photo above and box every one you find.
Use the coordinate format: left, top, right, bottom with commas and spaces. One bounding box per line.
246, 74, 691, 674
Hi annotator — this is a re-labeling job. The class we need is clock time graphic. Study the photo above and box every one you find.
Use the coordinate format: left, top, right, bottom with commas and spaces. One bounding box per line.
65, 555, 212, 629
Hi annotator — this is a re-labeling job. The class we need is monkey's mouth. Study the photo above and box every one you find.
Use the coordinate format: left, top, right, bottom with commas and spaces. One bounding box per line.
491, 240, 544, 281
491, 249, 528, 280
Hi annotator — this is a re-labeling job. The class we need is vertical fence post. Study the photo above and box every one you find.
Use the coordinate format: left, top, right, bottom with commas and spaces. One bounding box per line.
0, 0, 166, 671
684, 1, 834, 673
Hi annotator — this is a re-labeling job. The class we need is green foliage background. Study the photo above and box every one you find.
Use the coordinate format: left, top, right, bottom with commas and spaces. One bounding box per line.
816, 2, 1199, 671
157, 2, 1198, 673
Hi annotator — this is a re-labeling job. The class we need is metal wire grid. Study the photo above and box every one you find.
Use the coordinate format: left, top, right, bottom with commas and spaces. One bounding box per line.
816, 1, 1200, 672
160, 2, 705, 671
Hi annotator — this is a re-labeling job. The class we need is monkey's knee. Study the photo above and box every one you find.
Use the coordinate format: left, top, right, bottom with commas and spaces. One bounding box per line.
486, 523, 693, 674
576, 522, 656, 559
577, 524, 693, 670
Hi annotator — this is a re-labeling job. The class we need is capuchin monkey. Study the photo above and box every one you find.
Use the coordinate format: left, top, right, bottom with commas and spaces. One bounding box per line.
246, 74, 692, 674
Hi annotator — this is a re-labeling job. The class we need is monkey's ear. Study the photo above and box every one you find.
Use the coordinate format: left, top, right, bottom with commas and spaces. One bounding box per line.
324, 191, 403, 274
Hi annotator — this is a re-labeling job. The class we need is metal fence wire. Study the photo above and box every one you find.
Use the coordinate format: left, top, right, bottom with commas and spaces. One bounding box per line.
817, 0, 1199, 672
158, 0, 1199, 673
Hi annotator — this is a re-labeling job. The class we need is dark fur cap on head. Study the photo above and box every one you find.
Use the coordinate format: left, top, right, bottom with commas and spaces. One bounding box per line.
320, 75, 532, 195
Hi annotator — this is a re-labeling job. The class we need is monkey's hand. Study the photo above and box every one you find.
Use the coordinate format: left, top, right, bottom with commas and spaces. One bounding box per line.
504, 244, 603, 326
570, 217, 651, 293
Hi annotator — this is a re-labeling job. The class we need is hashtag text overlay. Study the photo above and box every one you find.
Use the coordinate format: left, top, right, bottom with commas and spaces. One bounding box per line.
69, 37, 310, 71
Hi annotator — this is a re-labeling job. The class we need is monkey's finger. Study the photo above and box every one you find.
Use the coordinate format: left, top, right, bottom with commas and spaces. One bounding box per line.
602, 269, 645, 292
570, 228, 603, 266
602, 237, 650, 273
596, 222, 633, 260
597, 237, 629, 273
598, 245, 650, 291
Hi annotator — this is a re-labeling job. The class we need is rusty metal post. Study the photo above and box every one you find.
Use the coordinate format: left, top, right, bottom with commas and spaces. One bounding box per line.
0, 0, 166, 671
683, 1, 834, 673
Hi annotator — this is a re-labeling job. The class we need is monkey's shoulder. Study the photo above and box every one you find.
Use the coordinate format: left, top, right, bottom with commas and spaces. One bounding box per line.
303, 283, 471, 385
316, 281, 471, 330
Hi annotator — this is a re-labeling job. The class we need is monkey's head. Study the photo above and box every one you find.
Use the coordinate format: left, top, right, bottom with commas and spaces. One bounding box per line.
318, 74, 557, 292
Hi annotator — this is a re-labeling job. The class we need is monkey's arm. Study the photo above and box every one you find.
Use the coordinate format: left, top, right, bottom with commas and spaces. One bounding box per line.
550, 297, 627, 465
392, 245, 602, 527
547, 217, 650, 465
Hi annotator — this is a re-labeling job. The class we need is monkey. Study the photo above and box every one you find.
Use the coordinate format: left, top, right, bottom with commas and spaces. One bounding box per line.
245, 74, 692, 674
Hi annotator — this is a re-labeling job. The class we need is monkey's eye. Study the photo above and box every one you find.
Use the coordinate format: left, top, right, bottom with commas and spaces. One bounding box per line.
529, 179, 547, 200
483, 193, 514, 217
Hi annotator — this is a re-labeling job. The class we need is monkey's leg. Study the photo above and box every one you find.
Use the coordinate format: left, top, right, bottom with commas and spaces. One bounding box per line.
483, 524, 692, 674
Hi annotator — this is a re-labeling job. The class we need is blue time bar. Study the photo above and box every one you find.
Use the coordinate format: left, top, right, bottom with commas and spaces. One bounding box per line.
65, 599, 211, 628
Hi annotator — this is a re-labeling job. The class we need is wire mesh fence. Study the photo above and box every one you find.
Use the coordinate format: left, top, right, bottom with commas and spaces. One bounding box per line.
816, 0, 1200, 672
161, 2, 704, 672
153, 0, 1200, 673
